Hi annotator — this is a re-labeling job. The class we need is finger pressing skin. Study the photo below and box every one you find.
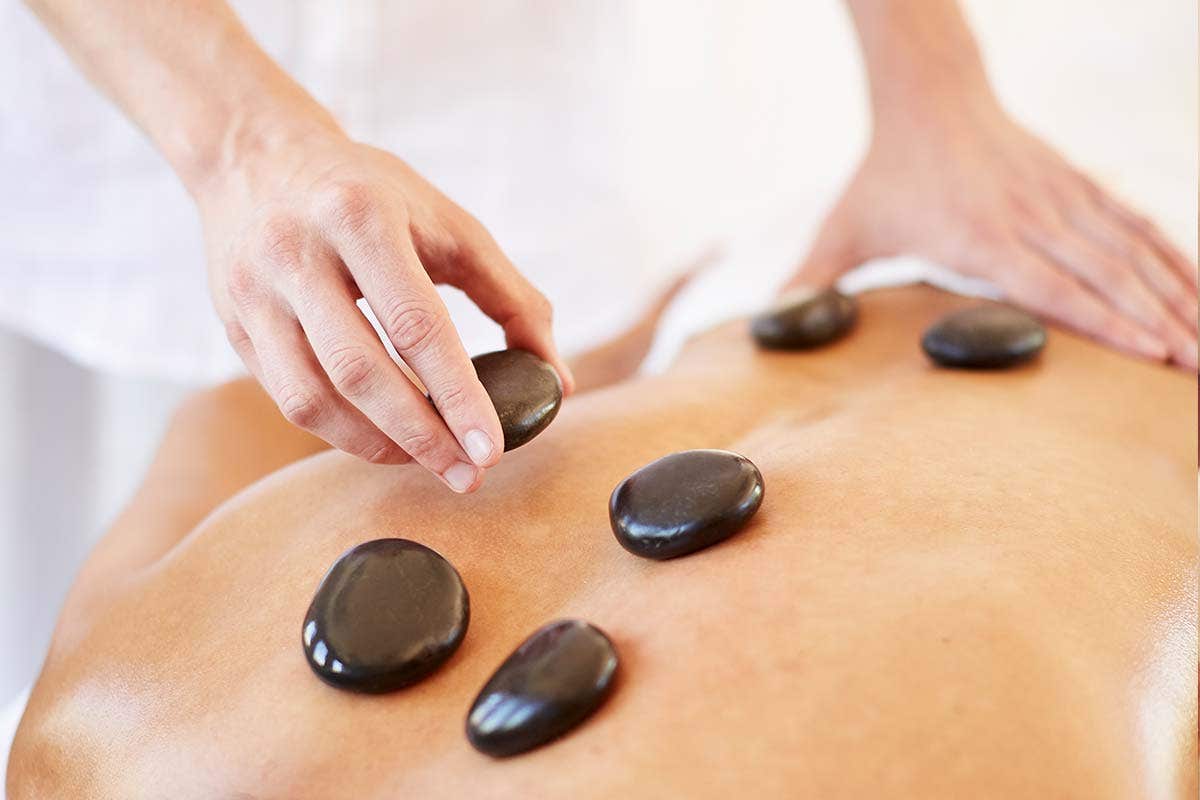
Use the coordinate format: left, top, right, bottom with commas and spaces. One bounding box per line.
234, 298, 411, 465
1068, 200, 1199, 329
1075, 172, 1199, 290
1020, 225, 1191, 364
283, 250, 489, 490
449, 230, 577, 395
994, 245, 1168, 362
1064, 204, 1197, 368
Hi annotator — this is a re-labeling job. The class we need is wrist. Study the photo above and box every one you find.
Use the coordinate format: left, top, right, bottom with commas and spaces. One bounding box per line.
846, 0, 999, 136
182, 96, 344, 206
869, 74, 1002, 141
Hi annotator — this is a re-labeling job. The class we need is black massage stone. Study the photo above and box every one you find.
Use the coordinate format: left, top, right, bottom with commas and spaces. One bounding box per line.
751, 287, 858, 350
472, 349, 563, 451
302, 538, 469, 693
466, 619, 619, 758
609, 449, 764, 560
922, 304, 1046, 369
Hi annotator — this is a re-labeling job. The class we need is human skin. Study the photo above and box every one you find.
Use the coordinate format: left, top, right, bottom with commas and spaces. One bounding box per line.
8, 286, 1196, 798
803, 0, 1198, 369
23, 1, 1197, 489
22, 0, 575, 493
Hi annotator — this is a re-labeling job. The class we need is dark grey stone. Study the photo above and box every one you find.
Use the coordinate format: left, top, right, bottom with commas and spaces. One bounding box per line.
922, 304, 1046, 369
466, 619, 619, 758
751, 287, 857, 350
609, 449, 764, 560
472, 349, 563, 451
302, 538, 469, 693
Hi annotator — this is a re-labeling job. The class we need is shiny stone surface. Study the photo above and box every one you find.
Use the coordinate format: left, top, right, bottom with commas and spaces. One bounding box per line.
921, 304, 1046, 369
751, 287, 858, 350
609, 449, 765, 560
472, 349, 563, 451
467, 619, 619, 758
302, 538, 469, 693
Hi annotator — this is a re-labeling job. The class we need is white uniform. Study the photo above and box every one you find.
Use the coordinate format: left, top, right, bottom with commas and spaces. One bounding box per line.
0, 0, 868, 382
0, 0, 1193, 381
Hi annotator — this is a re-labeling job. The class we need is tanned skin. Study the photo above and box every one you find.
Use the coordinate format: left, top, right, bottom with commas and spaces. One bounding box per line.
8, 286, 1196, 799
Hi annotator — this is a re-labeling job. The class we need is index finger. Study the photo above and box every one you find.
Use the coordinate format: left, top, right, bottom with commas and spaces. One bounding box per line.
444, 226, 576, 394
329, 219, 506, 469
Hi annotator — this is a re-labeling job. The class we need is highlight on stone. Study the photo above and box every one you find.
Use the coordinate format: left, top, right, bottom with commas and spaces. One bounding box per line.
609, 449, 765, 560
471, 349, 563, 451
466, 619, 619, 758
750, 287, 858, 350
921, 303, 1046, 369
302, 538, 469, 693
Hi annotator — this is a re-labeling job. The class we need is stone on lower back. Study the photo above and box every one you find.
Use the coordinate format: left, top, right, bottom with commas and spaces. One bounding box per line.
467, 619, 619, 758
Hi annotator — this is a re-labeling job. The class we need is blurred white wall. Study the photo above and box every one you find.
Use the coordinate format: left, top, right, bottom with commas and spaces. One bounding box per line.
0, 331, 191, 707
0, 0, 1195, 742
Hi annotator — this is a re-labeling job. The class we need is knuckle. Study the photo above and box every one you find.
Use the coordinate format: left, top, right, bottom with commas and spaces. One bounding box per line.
256, 215, 305, 267
412, 218, 462, 265
226, 264, 260, 306
363, 441, 398, 465
431, 382, 471, 416
326, 344, 378, 398
397, 427, 441, 462
278, 386, 326, 428
322, 181, 380, 236
380, 297, 444, 354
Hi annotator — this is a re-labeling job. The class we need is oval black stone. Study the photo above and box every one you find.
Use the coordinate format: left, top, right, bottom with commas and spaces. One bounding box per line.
609, 449, 764, 560
466, 619, 619, 758
921, 304, 1046, 369
302, 538, 469, 693
751, 287, 858, 350
471, 349, 563, 451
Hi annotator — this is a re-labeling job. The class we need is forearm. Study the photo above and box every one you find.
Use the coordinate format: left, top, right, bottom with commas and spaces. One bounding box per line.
23, 0, 340, 195
844, 0, 998, 129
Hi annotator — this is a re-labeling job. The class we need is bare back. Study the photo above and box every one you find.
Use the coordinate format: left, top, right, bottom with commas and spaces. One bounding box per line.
10, 287, 1197, 799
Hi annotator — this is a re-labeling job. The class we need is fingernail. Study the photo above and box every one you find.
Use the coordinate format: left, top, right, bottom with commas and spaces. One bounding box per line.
463, 429, 494, 465
443, 462, 477, 493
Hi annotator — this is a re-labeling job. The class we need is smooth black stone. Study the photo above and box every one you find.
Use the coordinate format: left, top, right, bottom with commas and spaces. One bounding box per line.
302, 538, 469, 693
471, 349, 563, 451
609, 449, 764, 560
751, 287, 858, 350
921, 304, 1046, 369
466, 619, 619, 758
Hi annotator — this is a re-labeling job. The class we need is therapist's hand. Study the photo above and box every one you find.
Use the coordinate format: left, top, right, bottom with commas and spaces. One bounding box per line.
197, 127, 574, 492
803, 0, 1198, 369
791, 103, 1197, 367
22, 0, 573, 489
